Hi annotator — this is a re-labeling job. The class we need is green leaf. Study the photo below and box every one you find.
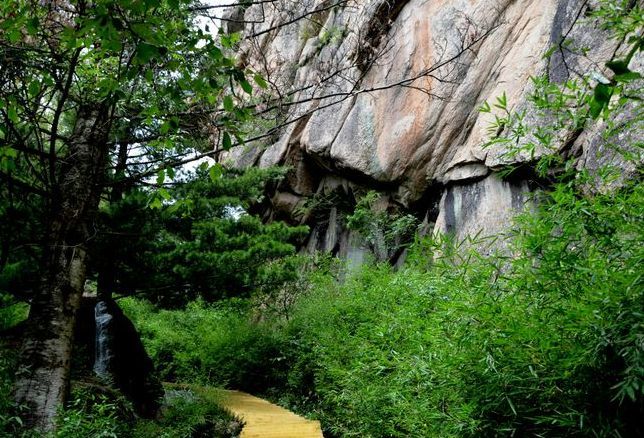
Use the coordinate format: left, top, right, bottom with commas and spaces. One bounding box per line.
209, 164, 223, 182
253, 74, 268, 89
158, 187, 171, 200
239, 79, 253, 95
542, 44, 557, 60
589, 96, 604, 119
102, 33, 123, 52
625, 384, 636, 401
97, 78, 118, 97
222, 131, 232, 149
136, 43, 158, 64
494, 92, 507, 110
594, 83, 612, 105
144, 0, 160, 7
1, 147, 17, 158
149, 197, 163, 209
605, 59, 630, 76
223, 95, 234, 112
614, 71, 642, 82
221, 32, 241, 49
8, 29, 21, 44
209, 45, 223, 60
42, 74, 55, 87
26, 17, 39, 35
7, 106, 18, 124
478, 101, 491, 113
125, 67, 138, 80
28, 81, 40, 97
156, 169, 166, 185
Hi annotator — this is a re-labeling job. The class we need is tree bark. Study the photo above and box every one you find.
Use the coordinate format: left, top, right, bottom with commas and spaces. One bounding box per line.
13, 104, 110, 432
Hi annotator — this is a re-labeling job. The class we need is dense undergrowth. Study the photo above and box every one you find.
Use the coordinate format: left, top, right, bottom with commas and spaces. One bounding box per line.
0, 340, 241, 437
122, 176, 644, 437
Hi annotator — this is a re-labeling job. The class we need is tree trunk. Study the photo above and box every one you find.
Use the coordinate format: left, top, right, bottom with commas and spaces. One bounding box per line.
13, 105, 110, 432
12, 248, 88, 431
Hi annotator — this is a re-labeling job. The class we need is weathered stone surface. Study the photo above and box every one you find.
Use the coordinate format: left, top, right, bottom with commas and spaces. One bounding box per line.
221, 0, 641, 259
433, 174, 531, 248
338, 229, 371, 270
271, 192, 304, 219
574, 50, 644, 192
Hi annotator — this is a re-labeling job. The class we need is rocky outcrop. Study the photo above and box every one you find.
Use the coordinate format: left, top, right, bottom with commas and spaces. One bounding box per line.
219, 0, 642, 258
75, 297, 163, 418
434, 174, 531, 252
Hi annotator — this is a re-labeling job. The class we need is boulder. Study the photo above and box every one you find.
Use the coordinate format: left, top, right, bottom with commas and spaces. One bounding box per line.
75, 297, 163, 418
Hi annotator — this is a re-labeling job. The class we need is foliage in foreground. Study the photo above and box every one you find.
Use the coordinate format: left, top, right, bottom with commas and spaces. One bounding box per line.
54, 386, 240, 438
0, 342, 240, 438
126, 176, 643, 437
0, 342, 24, 437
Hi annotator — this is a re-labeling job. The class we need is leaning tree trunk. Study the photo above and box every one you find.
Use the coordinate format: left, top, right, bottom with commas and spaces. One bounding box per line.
13, 105, 109, 432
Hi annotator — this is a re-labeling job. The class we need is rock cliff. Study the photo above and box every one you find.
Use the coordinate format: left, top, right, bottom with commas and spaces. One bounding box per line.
218, 0, 642, 262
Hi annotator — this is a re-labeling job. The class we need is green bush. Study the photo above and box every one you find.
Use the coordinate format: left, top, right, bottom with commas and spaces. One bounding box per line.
277, 263, 480, 437
53, 384, 239, 438
56, 387, 132, 438
121, 298, 287, 393
0, 300, 28, 332
131, 387, 241, 438
282, 179, 642, 437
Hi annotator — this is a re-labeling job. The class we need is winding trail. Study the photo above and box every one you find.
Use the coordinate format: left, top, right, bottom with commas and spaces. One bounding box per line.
215, 389, 323, 438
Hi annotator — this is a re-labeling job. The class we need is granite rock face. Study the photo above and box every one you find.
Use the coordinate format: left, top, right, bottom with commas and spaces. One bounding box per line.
434, 174, 531, 252
220, 0, 641, 257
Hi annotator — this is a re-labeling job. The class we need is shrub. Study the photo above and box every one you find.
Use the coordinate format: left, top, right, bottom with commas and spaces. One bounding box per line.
52, 383, 240, 438
121, 298, 286, 393
0, 342, 26, 437
276, 262, 481, 437
272, 179, 643, 437
132, 387, 242, 438
56, 387, 132, 438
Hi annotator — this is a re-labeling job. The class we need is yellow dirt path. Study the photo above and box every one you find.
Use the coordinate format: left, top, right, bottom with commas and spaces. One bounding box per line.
216, 389, 323, 438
